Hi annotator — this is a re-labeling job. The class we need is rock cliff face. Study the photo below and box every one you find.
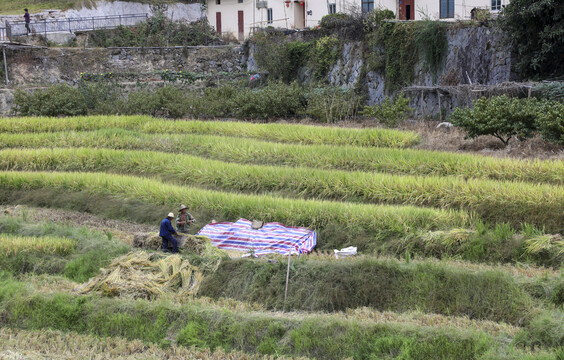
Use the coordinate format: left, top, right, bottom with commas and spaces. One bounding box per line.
247, 24, 515, 115
322, 25, 513, 105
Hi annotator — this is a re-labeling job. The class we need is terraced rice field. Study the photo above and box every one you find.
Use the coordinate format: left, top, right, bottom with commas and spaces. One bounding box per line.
0, 116, 563, 359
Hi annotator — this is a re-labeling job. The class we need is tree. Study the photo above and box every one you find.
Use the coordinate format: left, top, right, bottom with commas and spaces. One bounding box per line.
449, 96, 538, 147
497, 0, 564, 79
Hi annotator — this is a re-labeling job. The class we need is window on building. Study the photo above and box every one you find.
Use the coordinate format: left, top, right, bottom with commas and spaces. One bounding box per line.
362, 0, 374, 13
440, 0, 454, 18
329, 3, 336, 14
267, 8, 273, 24
491, 0, 501, 10
216, 0, 220, 4
238, 0, 243, 3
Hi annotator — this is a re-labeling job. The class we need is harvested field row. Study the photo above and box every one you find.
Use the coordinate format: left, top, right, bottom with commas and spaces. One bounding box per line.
3, 129, 563, 185
0, 276, 539, 360
0, 171, 471, 239
13, 271, 522, 338
0, 116, 420, 148
0, 327, 285, 360
2, 148, 564, 231
2, 185, 562, 267
0, 234, 76, 256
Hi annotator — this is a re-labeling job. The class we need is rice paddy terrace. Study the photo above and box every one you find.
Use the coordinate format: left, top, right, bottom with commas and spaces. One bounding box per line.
0, 116, 563, 359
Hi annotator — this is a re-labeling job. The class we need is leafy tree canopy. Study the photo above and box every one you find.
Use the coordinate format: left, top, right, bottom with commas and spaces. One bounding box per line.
497, 0, 563, 79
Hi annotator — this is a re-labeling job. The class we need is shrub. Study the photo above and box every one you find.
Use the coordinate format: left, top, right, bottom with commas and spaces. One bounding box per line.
124, 86, 188, 118
306, 86, 363, 122
13, 85, 88, 117
534, 82, 564, 102
318, 12, 365, 40
361, 93, 413, 126
449, 95, 539, 146
362, 8, 395, 32
232, 82, 306, 119
535, 100, 564, 145
310, 36, 341, 80
251, 32, 311, 82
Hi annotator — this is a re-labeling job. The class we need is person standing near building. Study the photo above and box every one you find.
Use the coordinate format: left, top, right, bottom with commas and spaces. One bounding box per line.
24, 9, 31, 35
160, 212, 179, 253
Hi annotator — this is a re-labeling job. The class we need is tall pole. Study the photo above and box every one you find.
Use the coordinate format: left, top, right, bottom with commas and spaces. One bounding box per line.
283, 250, 292, 312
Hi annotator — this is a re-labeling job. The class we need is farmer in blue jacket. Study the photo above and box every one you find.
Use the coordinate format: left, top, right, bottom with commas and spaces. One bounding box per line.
160, 212, 179, 253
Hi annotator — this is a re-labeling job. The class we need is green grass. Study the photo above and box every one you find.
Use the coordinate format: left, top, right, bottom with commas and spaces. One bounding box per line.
0, 275, 523, 359
2, 147, 564, 231
0, 273, 561, 358
0, 215, 129, 282
0, 116, 420, 148
0, 171, 472, 243
200, 257, 534, 324
2, 129, 564, 186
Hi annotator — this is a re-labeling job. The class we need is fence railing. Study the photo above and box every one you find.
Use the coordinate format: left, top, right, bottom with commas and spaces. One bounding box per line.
5, 13, 148, 40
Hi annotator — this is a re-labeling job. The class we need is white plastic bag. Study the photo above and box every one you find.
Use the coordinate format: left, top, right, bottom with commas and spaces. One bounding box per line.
334, 246, 357, 259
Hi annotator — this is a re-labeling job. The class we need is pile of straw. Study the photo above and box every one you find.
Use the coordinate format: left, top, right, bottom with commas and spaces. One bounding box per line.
132, 233, 211, 252
78, 251, 204, 299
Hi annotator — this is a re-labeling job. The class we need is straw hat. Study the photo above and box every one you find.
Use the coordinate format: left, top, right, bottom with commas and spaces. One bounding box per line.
167, 212, 174, 218
179, 204, 188, 211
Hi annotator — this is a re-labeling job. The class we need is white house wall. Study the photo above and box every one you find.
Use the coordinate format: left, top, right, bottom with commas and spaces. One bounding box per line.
207, 0, 510, 39
412, 0, 510, 20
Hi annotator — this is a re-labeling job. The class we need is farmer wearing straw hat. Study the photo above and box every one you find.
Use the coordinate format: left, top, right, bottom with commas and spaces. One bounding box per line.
160, 212, 179, 253
176, 204, 195, 234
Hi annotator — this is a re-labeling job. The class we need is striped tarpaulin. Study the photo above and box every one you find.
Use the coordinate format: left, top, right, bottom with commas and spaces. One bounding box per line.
196, 218, 317, 256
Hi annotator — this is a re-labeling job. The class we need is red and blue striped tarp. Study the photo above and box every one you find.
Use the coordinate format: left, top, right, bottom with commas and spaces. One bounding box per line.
196, 218, 317, 256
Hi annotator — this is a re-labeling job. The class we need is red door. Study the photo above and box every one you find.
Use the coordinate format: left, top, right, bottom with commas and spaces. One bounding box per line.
238, 11, 244, 41
399, 0, 414, 20
216, 12, 222, 35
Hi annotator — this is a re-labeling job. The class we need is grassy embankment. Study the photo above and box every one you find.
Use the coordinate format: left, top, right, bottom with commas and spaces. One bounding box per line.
0, 271, 559, 360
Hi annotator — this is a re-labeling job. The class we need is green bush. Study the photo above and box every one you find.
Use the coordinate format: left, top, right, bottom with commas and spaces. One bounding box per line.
362, 8, 395, 32
251, 32, 311, 82
232, 81, 306, 119
306, 87, 363, 122
14, 85, 88, 117
535, 100, 564, 145
534, 82, 564, 102
310, 36, 341, 79
318, 12, 364, 40
449, 95, 539, 146
124, 86, 188, 118
361, 93, 413, 126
